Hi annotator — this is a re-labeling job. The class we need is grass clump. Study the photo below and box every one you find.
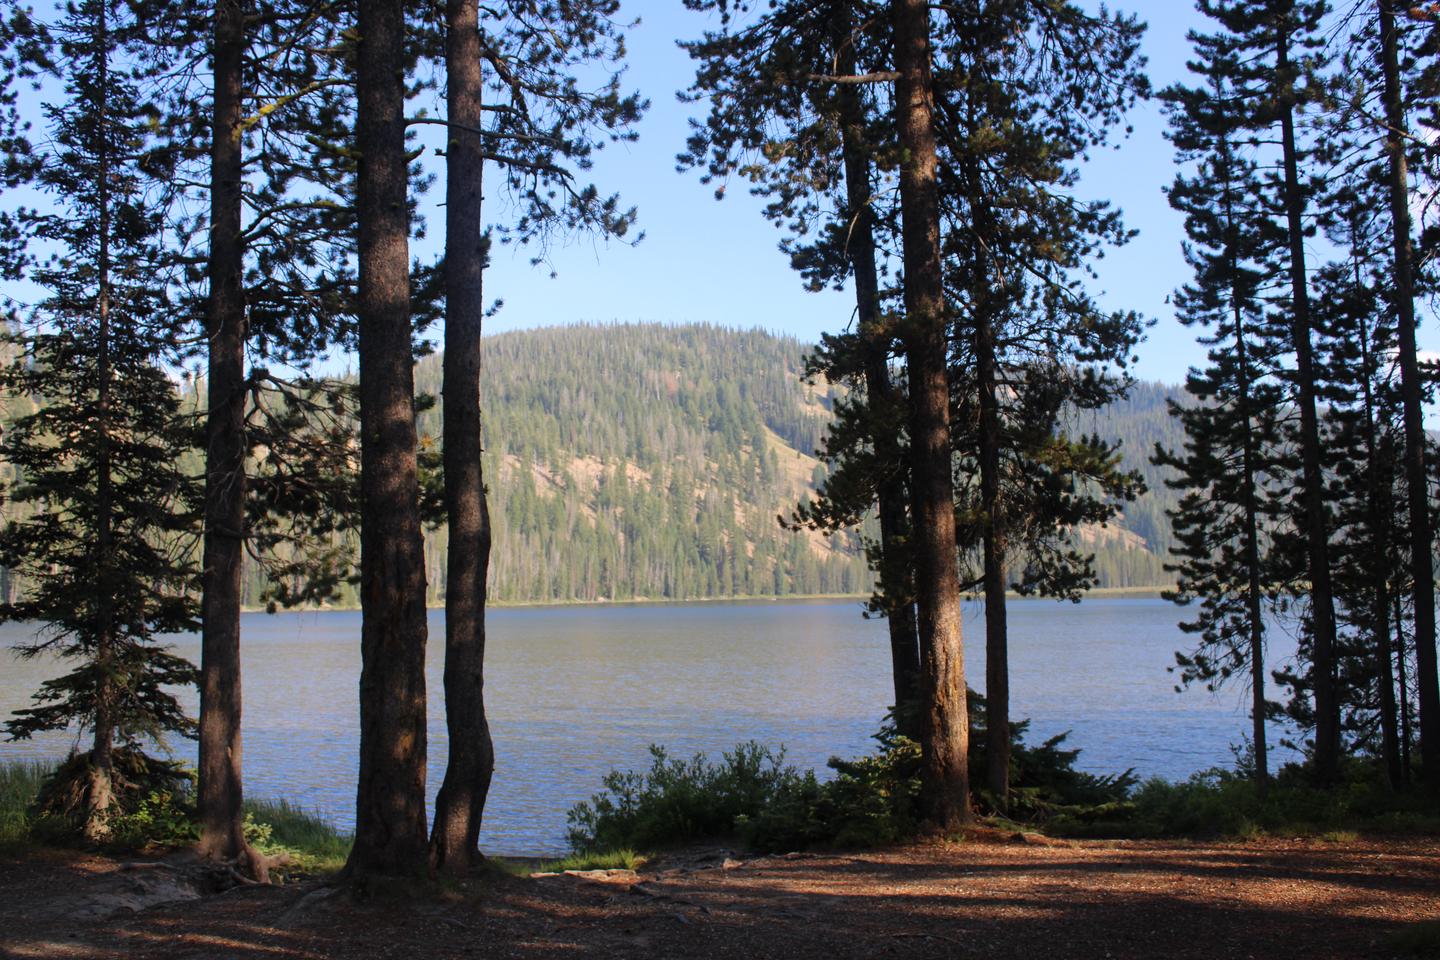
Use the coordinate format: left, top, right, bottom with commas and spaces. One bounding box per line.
0, 759, 51, 850
535, 848, 644, 873
241, 798, 351, 875
0, 756, 350, 875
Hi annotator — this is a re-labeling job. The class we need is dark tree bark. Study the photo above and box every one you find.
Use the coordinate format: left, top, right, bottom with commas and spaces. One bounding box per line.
1276, 31, 1340, 782
957, 106, 1010, 807
1354, 300, 1403, 787
88, 0, 116, 837
1235, 281, 1271, 792
196, 0, 266, 881
832, 3, 921, 736
1218, 148, 1271, 791
1378, 0, 1439, 779
976, 301, 1009, 806
430, 0, 496, 876
347, 0, 431, 880
890, 0, 970, 830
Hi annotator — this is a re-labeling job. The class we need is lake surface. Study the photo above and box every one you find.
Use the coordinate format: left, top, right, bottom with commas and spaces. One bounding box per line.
0, 598, 1299, 855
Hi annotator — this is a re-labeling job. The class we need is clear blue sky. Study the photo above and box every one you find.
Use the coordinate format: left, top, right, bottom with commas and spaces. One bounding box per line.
463, 1, 1216, 387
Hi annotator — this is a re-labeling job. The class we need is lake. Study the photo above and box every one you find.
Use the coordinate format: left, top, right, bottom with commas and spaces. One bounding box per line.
0, 597, 1300, 854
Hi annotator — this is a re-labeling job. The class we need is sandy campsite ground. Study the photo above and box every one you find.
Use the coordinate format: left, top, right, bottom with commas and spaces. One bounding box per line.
1, 833, 1438, 959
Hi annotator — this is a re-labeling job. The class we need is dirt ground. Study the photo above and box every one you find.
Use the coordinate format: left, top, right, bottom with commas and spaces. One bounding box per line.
1, 833, 1437, 959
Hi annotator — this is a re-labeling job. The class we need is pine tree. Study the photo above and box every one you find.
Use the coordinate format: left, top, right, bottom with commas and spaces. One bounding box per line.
1157, 29, 1293, 789
158, 0, 368, 879
1186, 0, 1342, 781
1309, 224, 1409, 782
195, 0, 254, 874
430, 0, 494, 878
0, 0, 200, 839
680, 0, 923, 733
891, 0, 971, 829
348, 0, 431, 880
931, 0, 1147, 807
427, 0, 642, 872
1370, 0, 1439, 781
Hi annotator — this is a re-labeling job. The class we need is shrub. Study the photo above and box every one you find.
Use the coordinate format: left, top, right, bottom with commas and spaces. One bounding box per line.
28, 749, 196, 848
566, 712, 1147, 855
1048, 760, 1440, 840
566, 742, 807, 852
745, 730, 920, 851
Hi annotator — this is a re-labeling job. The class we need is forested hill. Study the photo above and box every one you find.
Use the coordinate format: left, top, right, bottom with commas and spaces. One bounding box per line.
405, 323, 1181, 605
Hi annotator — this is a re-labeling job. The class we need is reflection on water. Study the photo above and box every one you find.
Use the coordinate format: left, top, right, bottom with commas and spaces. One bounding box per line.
0, 597, 1298, 855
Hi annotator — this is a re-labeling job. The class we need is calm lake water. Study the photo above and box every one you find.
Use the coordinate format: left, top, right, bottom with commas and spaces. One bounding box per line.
0, 598, 1299, 854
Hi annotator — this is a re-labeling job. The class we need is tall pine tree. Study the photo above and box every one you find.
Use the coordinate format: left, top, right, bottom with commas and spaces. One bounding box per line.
1157, 33, 1292, 788
0, 0, 200, 840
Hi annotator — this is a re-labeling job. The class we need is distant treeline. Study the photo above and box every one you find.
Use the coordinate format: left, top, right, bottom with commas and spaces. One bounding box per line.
0, 323, 1180, 609
295, 324, 1182, 606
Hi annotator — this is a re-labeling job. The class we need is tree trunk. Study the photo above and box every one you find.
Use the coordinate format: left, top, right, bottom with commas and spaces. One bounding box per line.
977, 314, 1009, 807
960, 104, 1009, 808
890, 0, 970, 830
430, 0, 496, 877
1276, 32, 1340, 782
88, 4, 116, 839
832, 2, 921, 738
1237, 349, 1270, 793
347, 0, 431, 881
196, 0, 265, 881
1378, 0, 1439, 780
1350, 248, 1404, 789
1224, 166, 1270, 791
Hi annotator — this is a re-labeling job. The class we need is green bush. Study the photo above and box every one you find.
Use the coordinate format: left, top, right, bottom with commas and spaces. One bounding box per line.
745, 731, 921, 851
1047, 761, 1440, 839
566, 742, 808, 852
566, 713, 1147, 855
26, 750, 197, 848
0, 756, 351, 873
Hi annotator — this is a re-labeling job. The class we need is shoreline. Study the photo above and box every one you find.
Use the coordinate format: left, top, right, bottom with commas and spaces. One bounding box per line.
241, 584, 1177, 615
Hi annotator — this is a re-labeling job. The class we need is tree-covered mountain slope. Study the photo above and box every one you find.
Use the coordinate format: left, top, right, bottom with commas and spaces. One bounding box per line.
409, 323, 1180, 604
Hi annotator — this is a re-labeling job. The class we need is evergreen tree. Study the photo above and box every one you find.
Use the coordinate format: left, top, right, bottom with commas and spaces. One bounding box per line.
195, 0, 254, 875
0, 0, 200, 839
931, 0, 1147, 807
1368, 0, 1438, 781
1308, 220, 1409, 782
154, 0, 368, 879
891, 0, 971, 830
1186, 0, 1342, 781
348, 0, 431, 880
680, 0, 923, 734
426, 0, 642, 872
684, 1, 1148, 807
1157, 33, 1291, 788
430, 0, 494, 878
